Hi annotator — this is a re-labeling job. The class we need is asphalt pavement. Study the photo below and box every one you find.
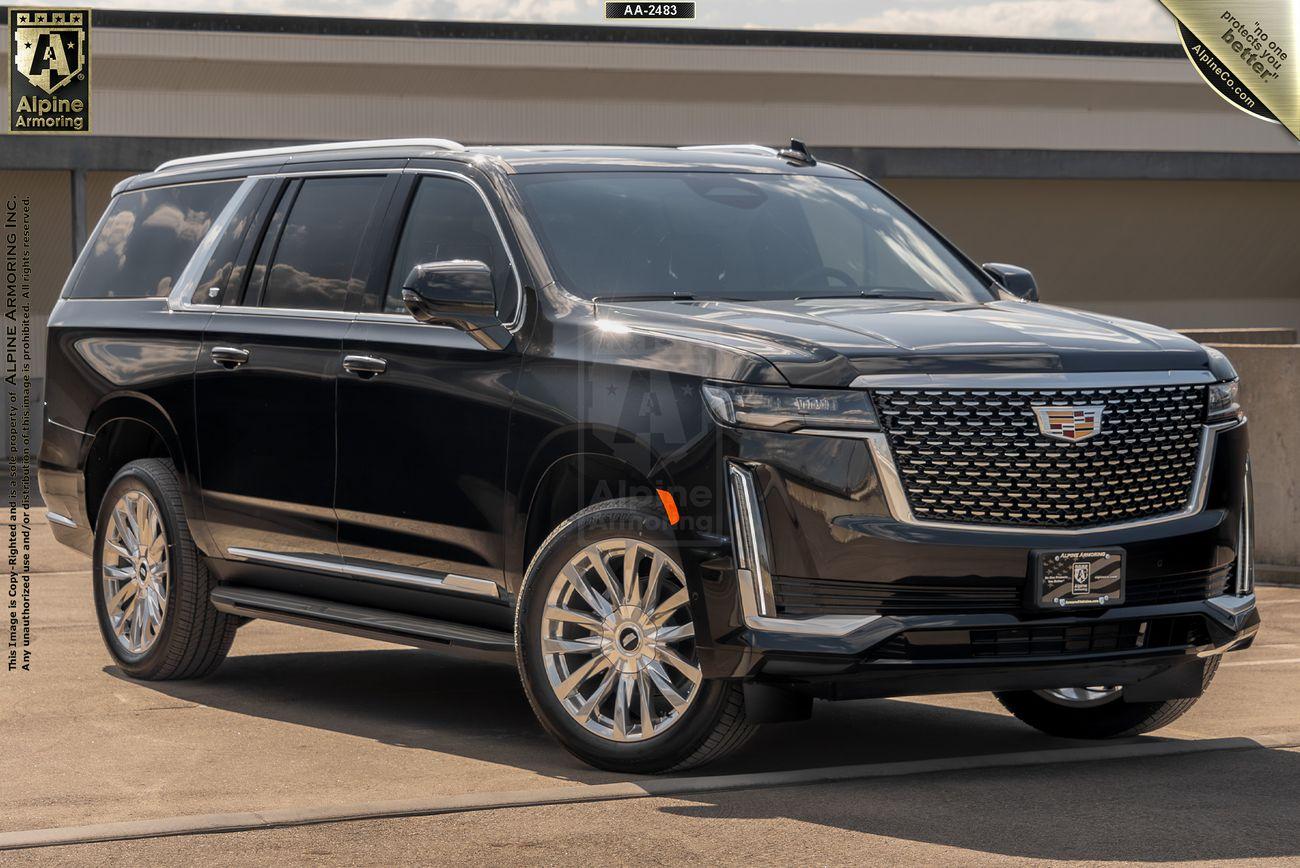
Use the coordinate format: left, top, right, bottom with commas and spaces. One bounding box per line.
4, 509, 1299, 865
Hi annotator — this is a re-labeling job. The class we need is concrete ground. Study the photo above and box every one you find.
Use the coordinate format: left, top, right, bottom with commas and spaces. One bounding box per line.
4, 509, 1299, 865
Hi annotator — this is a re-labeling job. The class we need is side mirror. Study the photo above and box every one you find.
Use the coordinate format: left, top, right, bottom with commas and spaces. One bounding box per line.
401, 260, 507, 350
983, 262, 1039, 302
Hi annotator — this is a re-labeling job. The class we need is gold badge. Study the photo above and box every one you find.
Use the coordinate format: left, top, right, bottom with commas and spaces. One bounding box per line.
1162, 1, 1297, 140
9, 8, 91, 133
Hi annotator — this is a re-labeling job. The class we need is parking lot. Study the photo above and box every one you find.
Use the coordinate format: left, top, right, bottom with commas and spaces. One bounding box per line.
5, 509, 1299, 865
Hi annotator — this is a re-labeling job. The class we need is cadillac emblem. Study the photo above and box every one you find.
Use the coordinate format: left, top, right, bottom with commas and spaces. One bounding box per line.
1033, 405, 1104, 443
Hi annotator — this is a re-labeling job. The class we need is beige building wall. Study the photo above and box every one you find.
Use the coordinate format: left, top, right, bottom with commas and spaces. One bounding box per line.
86, 171, 133, 225
0, 171, 73, 377
887, 178, 1300, 333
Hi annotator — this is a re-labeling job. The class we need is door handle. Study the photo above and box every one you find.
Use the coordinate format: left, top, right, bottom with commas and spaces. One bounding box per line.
342, 354, 387, 378
210, 346, 250, 369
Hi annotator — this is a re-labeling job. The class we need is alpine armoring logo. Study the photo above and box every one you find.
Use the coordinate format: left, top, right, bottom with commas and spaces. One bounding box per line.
9, 8, 91, 134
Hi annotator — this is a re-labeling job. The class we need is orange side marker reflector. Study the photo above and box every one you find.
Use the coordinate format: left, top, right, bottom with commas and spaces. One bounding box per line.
656, 488, 681, 526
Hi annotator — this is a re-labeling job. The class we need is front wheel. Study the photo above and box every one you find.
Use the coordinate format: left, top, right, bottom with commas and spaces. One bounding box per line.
995, 658, 1219, 739
515, 498, 755, 773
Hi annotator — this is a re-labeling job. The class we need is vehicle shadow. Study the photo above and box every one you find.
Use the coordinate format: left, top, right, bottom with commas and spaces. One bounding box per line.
109, 644, 1184, 783
658, 742, 1300, 862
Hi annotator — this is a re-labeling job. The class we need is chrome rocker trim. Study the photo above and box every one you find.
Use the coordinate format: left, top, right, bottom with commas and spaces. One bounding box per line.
226, 547, 501, 600
863, 416, 1245, 536
727, 463, 880, 637
46, 511, 78, 528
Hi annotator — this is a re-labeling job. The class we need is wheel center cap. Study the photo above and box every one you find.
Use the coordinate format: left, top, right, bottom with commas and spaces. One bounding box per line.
617, 626, 641, 654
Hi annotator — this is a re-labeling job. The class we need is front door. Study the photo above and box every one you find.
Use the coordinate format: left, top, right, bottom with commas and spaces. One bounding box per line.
335, 171, 523, 605
196, 172, 395, 561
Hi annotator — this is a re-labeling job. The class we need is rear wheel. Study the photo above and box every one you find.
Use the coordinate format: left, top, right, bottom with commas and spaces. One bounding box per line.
92, 458, 237, 680
516, 498, 755, 773
995, 659, 1219, 739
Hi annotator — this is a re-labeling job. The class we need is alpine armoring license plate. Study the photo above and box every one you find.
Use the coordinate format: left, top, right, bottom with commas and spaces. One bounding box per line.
1034, 549, 1125, 609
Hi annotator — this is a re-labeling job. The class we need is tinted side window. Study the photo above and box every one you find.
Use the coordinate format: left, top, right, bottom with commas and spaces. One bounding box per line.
385, 176, 515, 316
261, 176, 385, 312
187, 181, 269, 305
68, 180, 239, 298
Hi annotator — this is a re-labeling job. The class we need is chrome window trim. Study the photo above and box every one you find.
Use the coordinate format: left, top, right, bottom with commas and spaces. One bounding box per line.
166, 177, 260, 313
862, 416, 1245, 536
727, 462, 881, 636
402, 167, 526, 333
850, 370, 1218, 390
227, 547, 501, 600
168, 168, 524, 334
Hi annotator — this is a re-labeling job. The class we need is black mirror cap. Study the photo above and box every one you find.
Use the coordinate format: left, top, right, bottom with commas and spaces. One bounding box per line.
402, 259, 496, 321
983, 262, 1039, 302
401, 260, 508, 350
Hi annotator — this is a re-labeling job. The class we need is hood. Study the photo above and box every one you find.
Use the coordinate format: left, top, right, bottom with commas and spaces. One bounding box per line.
594, 297, 1216, 387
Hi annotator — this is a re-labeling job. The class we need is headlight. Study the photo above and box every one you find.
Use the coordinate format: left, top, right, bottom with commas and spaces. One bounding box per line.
1208, 379, 1240, 420
702, 383, 879, 432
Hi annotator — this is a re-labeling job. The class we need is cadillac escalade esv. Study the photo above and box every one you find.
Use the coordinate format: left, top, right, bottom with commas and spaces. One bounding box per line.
38, 139, 1259, 773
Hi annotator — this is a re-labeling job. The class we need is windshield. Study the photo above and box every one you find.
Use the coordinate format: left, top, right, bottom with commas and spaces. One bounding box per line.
511, 171, 994, 303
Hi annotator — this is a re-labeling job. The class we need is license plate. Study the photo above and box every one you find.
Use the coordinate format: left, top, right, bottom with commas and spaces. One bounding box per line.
1033, 549, 1125, 609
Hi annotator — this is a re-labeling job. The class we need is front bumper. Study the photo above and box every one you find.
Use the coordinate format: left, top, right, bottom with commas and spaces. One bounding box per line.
689, 411, 1257, 693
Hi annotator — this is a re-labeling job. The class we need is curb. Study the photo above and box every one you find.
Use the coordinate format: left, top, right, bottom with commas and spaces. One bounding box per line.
3, 731, 1299, 852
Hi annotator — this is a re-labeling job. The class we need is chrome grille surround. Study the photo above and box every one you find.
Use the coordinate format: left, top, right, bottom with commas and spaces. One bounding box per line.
870, 384, 1208, 529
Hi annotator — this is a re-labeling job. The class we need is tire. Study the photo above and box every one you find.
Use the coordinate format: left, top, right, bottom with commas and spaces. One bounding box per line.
995, 658, 1220, 739
92, 458, 237, 680
516, 498, 756, 774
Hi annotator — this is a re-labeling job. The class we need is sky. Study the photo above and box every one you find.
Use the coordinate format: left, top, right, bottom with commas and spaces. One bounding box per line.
38, 0, 1181, 42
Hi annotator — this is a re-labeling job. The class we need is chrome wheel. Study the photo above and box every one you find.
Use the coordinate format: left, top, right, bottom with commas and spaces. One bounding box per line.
1036, 686, 1122, 707
101, 490, 169, 656
541, 538, 701, 742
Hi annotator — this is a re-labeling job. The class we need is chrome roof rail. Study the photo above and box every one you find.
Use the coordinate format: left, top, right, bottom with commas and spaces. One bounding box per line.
156, 138, 468, 171
678, 144, 780, 157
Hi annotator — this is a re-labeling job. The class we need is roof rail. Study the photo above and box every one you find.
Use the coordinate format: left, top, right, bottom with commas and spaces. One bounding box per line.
156, 138, 467, 172
678, 144, 780, 157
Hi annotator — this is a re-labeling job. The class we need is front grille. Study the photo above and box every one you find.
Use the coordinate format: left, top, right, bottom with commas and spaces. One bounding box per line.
872, 384, 1206, 528
873, 616, 1210, 661
772, 564, 1232, 617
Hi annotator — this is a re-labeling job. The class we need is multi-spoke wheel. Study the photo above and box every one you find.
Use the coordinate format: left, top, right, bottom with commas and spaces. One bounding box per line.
101, 489, 170, 655
92, 458, 237, 680
517, 498, 756, 773
541, 538, 702, 742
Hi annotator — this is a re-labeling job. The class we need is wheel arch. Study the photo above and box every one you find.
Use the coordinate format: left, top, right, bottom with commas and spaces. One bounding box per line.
517, 436, 676, 594
81, 394, 190, 533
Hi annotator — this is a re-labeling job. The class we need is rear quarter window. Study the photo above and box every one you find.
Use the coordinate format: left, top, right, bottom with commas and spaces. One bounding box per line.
67, 180, 240, 299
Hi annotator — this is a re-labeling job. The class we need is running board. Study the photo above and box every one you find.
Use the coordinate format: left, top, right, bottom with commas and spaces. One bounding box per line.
210, 587, 515, 661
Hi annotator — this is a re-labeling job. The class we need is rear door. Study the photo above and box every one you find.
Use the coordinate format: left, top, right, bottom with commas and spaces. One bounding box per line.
334, 169, 525, 610
196, 170, 397, 564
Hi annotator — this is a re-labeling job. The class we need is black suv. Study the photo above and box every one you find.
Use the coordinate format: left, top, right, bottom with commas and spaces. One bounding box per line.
39, 139, 1258, 773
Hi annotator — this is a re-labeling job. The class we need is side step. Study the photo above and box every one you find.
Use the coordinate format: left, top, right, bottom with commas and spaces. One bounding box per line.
211, 587, 516, 661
